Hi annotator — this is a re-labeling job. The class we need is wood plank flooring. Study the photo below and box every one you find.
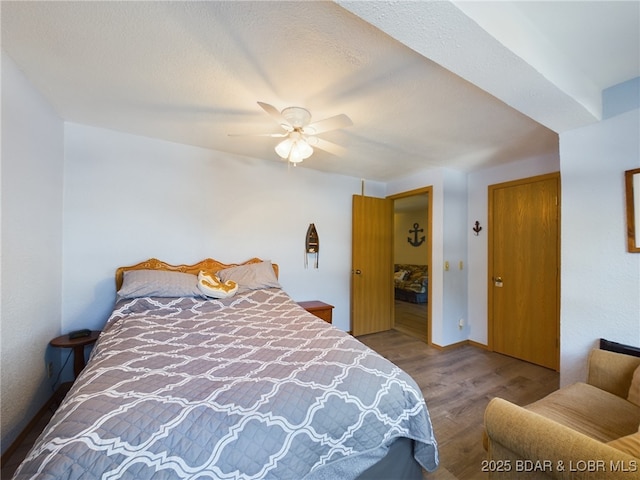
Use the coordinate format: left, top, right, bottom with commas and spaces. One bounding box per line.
394, 299, 428, 340
358, 329, 559, 480
2, 329, 559, 480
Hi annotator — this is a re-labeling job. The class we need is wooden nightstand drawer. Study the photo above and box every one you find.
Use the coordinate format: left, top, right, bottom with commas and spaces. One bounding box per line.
298, 301, 334, 324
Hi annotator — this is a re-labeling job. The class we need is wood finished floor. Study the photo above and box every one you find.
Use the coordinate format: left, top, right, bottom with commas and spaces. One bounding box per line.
358, 333, 559, 479
376, 300, 560, 478
394, 299, 428, 340
2, 320, 559, 480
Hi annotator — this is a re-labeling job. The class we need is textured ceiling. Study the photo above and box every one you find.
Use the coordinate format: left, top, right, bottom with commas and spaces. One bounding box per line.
2, 1, 638, 181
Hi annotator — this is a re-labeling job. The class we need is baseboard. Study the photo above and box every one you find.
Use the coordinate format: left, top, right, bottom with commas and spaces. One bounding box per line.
468, 340, 489, 350
0, 382, 71, 468
430, 339, 468, 350
430, 339, 489, 351
1, 399, 49, 468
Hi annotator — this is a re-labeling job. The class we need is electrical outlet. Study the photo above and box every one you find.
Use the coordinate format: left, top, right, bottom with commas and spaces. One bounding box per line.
458, 318, 465, 329
47, 362, 53, 378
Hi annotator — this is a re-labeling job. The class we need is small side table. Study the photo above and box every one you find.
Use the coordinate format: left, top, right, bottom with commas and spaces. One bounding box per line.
50, 331, 100, 378
298, 301, 334, 324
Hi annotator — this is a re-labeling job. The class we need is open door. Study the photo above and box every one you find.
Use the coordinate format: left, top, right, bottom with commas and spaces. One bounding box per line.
351, 195, 393, 336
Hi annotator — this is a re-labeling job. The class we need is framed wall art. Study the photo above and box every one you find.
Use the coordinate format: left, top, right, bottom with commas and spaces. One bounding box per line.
625, 168, 640, 253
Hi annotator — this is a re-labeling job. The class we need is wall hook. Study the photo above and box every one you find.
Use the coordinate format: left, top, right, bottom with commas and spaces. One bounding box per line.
473, 221, 482, 236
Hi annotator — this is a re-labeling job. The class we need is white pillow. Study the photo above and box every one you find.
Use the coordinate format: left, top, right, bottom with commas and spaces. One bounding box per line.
197, 271, 238, 299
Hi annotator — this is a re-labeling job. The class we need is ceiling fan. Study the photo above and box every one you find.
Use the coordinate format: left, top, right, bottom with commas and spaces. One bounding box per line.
230, 102, 353, 164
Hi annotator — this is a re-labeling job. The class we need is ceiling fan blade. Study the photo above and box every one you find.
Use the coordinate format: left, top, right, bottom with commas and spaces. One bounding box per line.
307, 137, 347, 157
228, 132, 288, 137
257, 101, 292, 130
304, 114, 353, 135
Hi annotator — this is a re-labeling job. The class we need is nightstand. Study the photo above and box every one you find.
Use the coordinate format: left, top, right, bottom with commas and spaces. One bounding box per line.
298, 301, 334, 324
50, 331, 100, 378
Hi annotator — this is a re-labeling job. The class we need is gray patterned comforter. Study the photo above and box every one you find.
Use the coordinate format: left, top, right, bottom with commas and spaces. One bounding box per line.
14, 288, 438, 479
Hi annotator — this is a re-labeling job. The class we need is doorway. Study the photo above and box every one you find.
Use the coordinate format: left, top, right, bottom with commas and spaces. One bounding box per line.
390, 188, 432, 344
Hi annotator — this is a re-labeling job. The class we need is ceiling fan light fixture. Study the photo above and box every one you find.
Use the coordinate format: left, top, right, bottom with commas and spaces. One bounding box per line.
291, 139, 313, 163
275, 136, 314, 164
275, 137, 294, 159
237, 102, 352, 164
288, 147, 304, 164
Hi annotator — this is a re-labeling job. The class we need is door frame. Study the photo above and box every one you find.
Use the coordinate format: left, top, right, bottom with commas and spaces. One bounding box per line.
487, 172, 561, 370
388, 186, 433, 345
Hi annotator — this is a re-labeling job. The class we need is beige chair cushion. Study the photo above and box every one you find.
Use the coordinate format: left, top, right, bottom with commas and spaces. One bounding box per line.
628, 365, 640, 407
526, 382, 640, 442
608, 432, 640, 458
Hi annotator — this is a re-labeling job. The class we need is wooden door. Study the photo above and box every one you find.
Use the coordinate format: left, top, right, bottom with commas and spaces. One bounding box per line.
351, 195, 393, 336
489, 173, 560, 370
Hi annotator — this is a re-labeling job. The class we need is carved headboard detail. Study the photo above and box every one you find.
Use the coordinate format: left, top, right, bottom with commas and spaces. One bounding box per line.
115, 257, 278, 290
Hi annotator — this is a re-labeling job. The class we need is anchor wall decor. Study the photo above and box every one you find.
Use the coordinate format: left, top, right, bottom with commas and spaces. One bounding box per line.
407, 222, 425, 247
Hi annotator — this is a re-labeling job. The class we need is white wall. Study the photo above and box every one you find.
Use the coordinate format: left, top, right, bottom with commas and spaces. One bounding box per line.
442, 169, 468, 344
1, 53, 64, 452
559, 107, 640, 386
62, 124, 367, 342
603, 77, 640, 119
466, 153, 560, 345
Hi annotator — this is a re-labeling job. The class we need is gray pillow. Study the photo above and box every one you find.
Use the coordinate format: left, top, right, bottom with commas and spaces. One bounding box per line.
118, 270, 203, 299
217, 261, 280, 293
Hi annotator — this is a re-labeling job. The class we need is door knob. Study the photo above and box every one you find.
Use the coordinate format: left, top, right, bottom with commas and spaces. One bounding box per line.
353, 269, 362, 275
493, 276, 503, 287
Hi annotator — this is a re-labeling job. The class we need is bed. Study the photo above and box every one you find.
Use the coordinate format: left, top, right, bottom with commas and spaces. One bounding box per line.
13, 257, 438, 479
394, 264, 428, 304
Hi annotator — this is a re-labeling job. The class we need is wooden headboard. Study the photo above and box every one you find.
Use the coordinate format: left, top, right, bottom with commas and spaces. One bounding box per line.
115, 257, 279, 290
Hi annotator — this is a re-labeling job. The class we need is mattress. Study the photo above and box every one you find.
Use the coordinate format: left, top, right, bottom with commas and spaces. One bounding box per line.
13, 287, 438, 479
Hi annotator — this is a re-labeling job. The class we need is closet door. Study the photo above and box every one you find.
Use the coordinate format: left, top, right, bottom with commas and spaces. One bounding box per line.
351, 195, 393, 336
489, 173, 560, 370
